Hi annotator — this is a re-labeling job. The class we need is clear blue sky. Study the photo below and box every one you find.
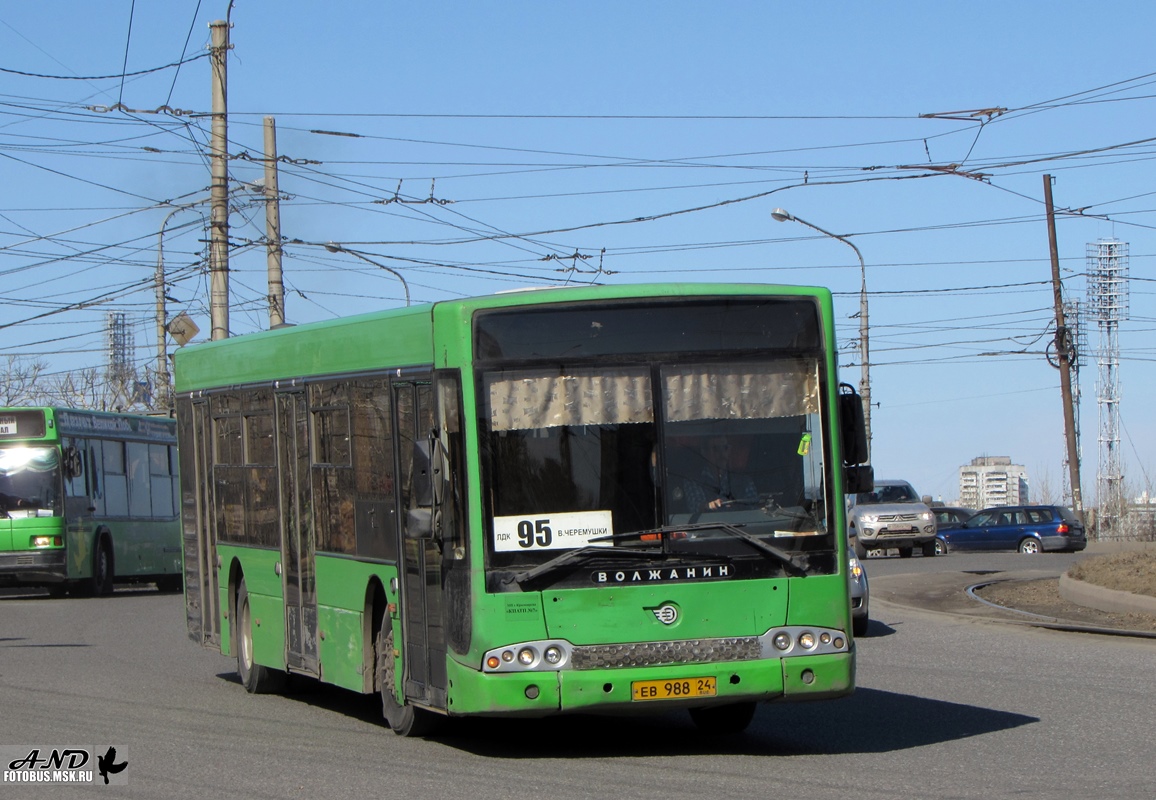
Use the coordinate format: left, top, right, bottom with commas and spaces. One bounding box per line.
2, 1, 1154, 505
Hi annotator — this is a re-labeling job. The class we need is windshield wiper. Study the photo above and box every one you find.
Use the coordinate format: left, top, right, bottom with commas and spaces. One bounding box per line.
506, 545, 657, 587
702, 523, 809, 577
593, 522, 809, 576
599, 522, 808, 577
587, 524, 715, 548
506, 522, 809, 587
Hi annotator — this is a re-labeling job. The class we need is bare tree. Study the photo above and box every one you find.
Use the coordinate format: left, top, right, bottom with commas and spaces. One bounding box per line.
1031, 465, 1061, 505
42, 368, 119, 411
2, 357, 159, 414
1119, 475, 1156, 542
0, 356, 49, 406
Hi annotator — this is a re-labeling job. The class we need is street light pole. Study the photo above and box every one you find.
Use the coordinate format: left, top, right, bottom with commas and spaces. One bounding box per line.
323, 243, 411, 306
155, 206, 184, 412
772, 207, 871, 461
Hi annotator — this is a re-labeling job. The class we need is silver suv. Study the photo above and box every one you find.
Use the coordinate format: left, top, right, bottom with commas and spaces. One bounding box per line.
847, 479, 937, 558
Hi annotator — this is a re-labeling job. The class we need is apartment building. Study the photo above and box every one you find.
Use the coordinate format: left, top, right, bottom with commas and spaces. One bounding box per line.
959, 456, 1028, 509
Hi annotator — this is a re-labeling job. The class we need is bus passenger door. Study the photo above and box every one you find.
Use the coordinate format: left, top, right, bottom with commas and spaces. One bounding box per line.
277, 390, 319, 675
179, 399, 220, 648
395, 380, 448, 710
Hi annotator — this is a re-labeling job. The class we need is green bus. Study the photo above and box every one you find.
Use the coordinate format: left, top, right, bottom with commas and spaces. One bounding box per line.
0, 407, 182, 596
174, 283, 871, 735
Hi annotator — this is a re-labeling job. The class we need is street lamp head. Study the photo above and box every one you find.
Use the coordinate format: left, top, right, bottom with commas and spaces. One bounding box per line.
770, 208, 794, 223
323, 242, 342, 254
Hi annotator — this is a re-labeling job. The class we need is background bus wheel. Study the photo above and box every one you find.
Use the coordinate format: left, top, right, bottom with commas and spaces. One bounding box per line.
375, 619, 439, 737
89, 537, 114, 596
236, 579, 286, 694
689, 702, 757, 735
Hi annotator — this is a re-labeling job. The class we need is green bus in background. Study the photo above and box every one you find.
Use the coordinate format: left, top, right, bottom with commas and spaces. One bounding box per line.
0, 407, 182, 596
174, 283, 872, 735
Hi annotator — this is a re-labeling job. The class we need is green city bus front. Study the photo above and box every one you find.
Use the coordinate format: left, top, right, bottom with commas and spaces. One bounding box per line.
0, 443, 68, 586
445, 290, 856, 721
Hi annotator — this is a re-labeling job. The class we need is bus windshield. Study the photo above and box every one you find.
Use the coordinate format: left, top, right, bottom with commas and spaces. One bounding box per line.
482, 356, 832, 587
0, 446, 62, 518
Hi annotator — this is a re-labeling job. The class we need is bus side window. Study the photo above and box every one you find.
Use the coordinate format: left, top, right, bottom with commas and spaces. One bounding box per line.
405, 439, 434, 539
127, 442, 151, 517
89, 440, 105, 515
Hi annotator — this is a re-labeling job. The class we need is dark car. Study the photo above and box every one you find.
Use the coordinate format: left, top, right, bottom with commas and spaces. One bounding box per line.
939, 505, 1087, 554
932, 506, 975, 555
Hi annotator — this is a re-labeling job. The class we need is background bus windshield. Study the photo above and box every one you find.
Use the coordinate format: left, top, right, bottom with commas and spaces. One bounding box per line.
0, 447, 61, 517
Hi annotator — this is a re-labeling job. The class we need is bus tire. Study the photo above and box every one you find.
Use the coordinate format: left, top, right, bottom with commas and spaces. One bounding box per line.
689, 701, 757, 735
375, 618, 438, 737
236, 579, 287, 694
90, 536, 115, 597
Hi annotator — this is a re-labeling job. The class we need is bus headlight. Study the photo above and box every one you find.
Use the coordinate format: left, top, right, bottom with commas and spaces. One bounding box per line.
482, 640, 574, 672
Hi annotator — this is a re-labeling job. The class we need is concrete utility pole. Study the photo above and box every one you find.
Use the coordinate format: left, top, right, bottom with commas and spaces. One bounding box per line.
263, 116, 285, 328
208, 19, 231, 340
1043, 174, 1084, 521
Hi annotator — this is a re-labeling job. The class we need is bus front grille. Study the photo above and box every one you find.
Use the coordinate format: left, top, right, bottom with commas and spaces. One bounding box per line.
570, 637, 761, 670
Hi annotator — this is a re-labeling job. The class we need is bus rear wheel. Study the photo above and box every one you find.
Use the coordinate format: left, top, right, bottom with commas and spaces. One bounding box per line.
689, 701, 757, 735
375, 619, 439, 737
236, 579, 287, 694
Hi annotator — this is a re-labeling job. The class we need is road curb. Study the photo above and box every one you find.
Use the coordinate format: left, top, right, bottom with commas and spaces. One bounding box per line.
1059, 572, 1156, 617
870, 570, 1156, 640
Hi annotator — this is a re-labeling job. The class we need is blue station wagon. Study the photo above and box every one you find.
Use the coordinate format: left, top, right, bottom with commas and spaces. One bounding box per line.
939, 505, 1087, 554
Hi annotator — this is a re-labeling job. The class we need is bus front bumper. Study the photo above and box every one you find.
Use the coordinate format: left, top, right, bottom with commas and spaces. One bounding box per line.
444, 650, 854, 717
0, 550, 67, 585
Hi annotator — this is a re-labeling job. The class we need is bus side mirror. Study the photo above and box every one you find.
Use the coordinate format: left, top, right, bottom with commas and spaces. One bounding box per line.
837, 384, 869, 466
844, 465, 874, 495
63, 446, 84, 480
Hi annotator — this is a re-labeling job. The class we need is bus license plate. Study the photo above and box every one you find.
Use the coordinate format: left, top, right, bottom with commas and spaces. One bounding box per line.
631, 676, 717, 701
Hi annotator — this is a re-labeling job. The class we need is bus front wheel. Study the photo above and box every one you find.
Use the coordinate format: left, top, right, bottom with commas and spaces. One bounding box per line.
375, 618, 438, 737
236, 579, 287, 694
89, 536, 114, 597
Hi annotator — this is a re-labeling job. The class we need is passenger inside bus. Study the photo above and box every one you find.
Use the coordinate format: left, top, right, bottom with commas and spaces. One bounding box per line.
681, 436, 758, 512
0, 490, 31, 511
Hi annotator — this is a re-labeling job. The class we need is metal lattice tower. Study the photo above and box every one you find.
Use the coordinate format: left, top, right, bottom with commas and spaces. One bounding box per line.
106, 311, 136, 410
1086, 239, 1129, 538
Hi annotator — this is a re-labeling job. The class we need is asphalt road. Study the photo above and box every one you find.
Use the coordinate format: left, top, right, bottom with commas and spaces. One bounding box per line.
3, 551, 1155, 800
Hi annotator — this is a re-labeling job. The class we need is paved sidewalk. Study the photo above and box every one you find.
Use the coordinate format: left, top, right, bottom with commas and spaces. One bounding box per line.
871, 565, 1156, 638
